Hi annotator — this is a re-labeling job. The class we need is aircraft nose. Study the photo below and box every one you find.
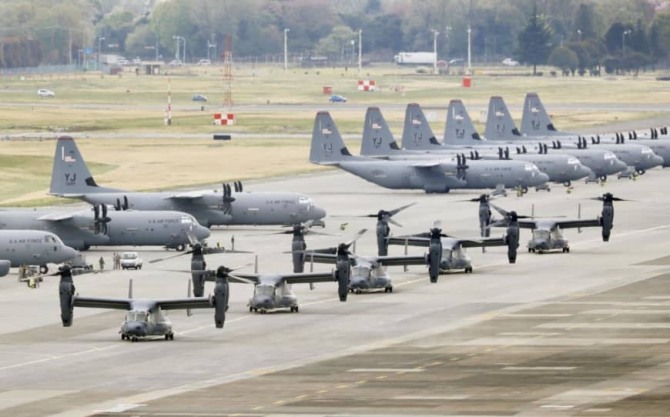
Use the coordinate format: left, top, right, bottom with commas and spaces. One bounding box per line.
255, 297, 273, 309
61, 246, 79, 263
309, 205, 327, 221
194, 224, 211, 241
125, 321, 146, 336
651, 154, 664, 168
536, 171, 550, 185
579, 165, 594, 179
613, 159, 628, 172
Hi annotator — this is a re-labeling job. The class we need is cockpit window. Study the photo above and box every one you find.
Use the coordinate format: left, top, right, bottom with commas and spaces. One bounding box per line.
126, 311, 148, 322
604, 152, 616, 160
298, 196, 312, 205
524, 164, 534, 171
532, 229, 550, 240
352, 266, 371, 277
256, 284, 275, 297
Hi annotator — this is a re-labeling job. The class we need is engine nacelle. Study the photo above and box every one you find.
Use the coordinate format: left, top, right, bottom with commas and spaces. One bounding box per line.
191, 259, 207, 297
335, 259, 349, 302
0, 260, 10, 277
59, 281, 75, 327
213, 280, 228, 329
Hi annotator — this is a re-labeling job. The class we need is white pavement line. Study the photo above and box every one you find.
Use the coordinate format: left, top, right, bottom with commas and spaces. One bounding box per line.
0, 345, 120, 371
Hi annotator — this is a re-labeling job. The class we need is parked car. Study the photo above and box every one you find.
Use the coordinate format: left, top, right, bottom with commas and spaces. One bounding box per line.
120, 252, 143, 270
192, 94, 208, 102
37, 89, 55, 97
197, 59, 211, 66
329, 94, 347, 103
502, 58, 519, 66
168, 59, 183, 66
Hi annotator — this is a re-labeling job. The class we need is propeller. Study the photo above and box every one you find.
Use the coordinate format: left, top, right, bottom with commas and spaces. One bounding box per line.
114, 195, 129, 211
456, 154, 468, 180
591, 193, 628, 242
221, 183, 236, 215
92, 204, 111, 235
149, 242, 248, 264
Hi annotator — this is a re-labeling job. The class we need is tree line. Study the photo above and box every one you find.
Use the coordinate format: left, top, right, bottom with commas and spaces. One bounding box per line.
1, 0, 670, 72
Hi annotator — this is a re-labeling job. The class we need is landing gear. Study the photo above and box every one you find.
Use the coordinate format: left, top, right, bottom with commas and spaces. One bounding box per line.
175, 244, 186, 252
563, 180, 571, 187
464, 266, 473, 273
164, 332, 174, 341
290, 305, 299, 313
562, 247, 570, 253
599, 175, 607, 182
636, 168, 646, 175
39, 265, 48, 274
429, 276, 438, 284
384, 286, 393, 293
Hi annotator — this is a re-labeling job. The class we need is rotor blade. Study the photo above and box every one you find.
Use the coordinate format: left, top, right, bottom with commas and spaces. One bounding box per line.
387, 202, 417, 217
344, 228, 367, 248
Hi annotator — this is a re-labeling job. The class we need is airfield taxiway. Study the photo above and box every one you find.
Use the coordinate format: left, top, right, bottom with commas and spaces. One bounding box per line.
1, 167, 670, 417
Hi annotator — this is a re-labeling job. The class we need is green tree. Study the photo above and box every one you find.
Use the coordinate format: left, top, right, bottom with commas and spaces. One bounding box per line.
517, 2, 554, 75
573, 3, 597, 41
548, 46, 578, 75
315, 25, 357, 63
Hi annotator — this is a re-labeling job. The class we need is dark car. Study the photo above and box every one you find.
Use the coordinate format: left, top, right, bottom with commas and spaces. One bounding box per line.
192, 94, 208, 102
329, 94, 347, 103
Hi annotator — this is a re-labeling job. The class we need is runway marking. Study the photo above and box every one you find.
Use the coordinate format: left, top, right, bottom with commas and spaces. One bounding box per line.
503, 313, 573, 318
317, 389, 328, 394
538, 322, 670, 329
585, 408, 612, 413
294, 394, 306, 400
336, 384, 348, 389
273, 399, 285, 405
394, 395, 470, 400
94, 403, 145, 413
503, 366, 577, 371
541, 404, 574, 410
356, 380, 367, 384
375, 375, 387, 380
498, 332, 561, 336
251, 406, 263, 410
0, 344, 119, 371
644, 296, 670, 300
347, 367, 424, 373
579, 309, 670, 315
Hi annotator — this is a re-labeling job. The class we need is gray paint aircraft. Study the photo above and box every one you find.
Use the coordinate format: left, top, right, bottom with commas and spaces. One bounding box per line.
486, 96, 663, 177
488, 193, 618, 253
302, 229, 427, 293
521, 92, 669, 169
363, 105, 591, 189
403, 101, 625, 184
310, 111, 549, 193
57, 265, 227, 341
388, 221, 519, 282
0, 230, 78, 275
49, 136, 326, 228
0, 204, 210, 251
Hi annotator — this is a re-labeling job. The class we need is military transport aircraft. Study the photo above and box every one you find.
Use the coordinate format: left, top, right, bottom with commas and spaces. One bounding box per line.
56, 265, 227, 341
0, 204, 210, 251
520, 92, 670, 169
402, 101, 624, 185
485, 96, 663, 177
0, 230, 77, 275
309, 111, 550, 193
387, 221, 519, 282
488, 193, 619, 253
49, 136, 327, 228
360, 106, 591, 189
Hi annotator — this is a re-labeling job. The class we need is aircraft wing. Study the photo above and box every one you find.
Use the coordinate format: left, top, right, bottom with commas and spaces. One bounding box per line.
375, 255, 426, 266
73, 297, 132, 310
387, 236, 430, 247
302, 252, 337, 264
37, 212, 76, 222
155, 297, 213, 311
282, 272, 335, 285
166, 191, 206, 200
411, 161, 443, 168
552, 219, 601, 229
227, 273, 261, 284
455, 237, 507, 248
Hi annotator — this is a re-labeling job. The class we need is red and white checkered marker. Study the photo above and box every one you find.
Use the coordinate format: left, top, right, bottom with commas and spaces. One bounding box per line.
357, 80, 376, 92
213, 113, 235, 125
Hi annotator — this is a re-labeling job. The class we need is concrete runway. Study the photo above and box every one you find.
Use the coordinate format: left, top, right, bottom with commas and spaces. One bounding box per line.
1, 166, 670, 417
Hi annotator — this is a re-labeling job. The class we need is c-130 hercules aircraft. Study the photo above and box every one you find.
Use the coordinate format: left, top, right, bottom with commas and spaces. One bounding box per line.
49, 137, 327, 228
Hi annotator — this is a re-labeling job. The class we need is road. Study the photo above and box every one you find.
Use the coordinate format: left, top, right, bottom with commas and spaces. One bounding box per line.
1, 164, 670, 416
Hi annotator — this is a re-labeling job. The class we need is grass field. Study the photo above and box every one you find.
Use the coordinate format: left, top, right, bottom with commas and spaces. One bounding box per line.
0, 63, 668, 206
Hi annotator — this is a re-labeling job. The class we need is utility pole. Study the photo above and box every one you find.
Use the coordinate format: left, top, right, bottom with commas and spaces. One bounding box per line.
431, 29, 439, 74
283, 28, 289, 70
358, 29, 362, 74
467, 25, 472, 75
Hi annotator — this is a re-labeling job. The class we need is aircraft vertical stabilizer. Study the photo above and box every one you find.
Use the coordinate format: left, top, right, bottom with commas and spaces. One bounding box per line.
444, 100, 483, 145
484, 96, 522, 141
521, 93, 561, 136
309, 112, 356, 164
49, 136, 122, 196
401, 103, 441, 150
360, 107, 402, 156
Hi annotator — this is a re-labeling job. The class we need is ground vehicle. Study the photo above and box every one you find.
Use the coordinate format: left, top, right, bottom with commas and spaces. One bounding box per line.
37, 89, 55, 97
197, 59, 211, 66
168, 59, 183, 66
329, 95, 347, 103
120, 252, 143, 270
394, 52, 436, 65
503, 58, 519, 66
64, 253, 93, 272
192, 94, 208, 102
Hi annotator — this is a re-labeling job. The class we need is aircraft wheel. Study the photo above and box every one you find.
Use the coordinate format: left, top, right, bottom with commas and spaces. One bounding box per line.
599, 175, 607, 182
522, 186, 529, 194
355, 289, 362, 294
294, 306, 299, 313
388, 286, 393, 293
169, 332, 174, 340
249, 307, 253, 312
176, 244, 186, 252
565, 247, 570, 253
260, 310, 267, 315
465, 266, 473, 273
132, 337, 138, 342
39, 265, 48, 274
121, 334, 126, 341
563, 181, 571, 187
528, 248, 532, 253
538, 250, 544, 254
636, 168, 645, 175
165, 334, 170, 341
429, 276, 438, 284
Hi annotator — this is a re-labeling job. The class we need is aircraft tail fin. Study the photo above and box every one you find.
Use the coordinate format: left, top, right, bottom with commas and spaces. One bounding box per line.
484, 96, 522, 141
401, 103, 442, 150
49, 136, 121, 196
521, 93, 560, 136
360, 107, 402, 156
310, 112, 357, 164
444, 100, 482, 144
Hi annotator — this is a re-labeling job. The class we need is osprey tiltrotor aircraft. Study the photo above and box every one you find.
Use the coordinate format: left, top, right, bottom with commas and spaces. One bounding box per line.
388, 220, 519, 282
49, 136, 327, 228
0, 230, 78, 275
488, 193, 620, 253
56, 265, 227, 341
0, 204, 210, 251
